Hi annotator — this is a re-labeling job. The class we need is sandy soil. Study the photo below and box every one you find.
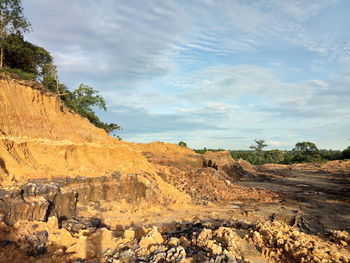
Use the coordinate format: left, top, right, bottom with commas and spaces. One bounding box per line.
1, 162, 348, 263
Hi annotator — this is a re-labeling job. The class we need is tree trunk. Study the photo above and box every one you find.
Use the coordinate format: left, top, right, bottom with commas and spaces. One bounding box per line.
0, 47, 3, 69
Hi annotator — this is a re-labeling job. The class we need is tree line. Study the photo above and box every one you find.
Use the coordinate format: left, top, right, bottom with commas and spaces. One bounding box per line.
0, 0, 121, 136
193, 140, 350, 165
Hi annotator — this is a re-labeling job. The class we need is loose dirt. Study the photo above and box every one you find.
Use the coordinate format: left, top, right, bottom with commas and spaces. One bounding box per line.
1, 162, 349, 263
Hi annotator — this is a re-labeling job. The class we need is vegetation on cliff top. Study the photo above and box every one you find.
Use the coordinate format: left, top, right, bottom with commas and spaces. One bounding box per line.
0, 0, 121, 136
0, 0, 31, 68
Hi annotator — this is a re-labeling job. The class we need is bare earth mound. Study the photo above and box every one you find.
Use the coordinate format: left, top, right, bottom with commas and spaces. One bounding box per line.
0, 77, 349, 262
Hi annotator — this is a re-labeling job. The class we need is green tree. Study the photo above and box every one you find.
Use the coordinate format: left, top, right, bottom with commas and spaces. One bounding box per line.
249, 140, 267, 164
294, 141, 318, 153
343, 146, 350, 160
2, 33, 53, 76
264, 149, 284, 163
319, 149, 342, 161
0, 0, 31, 68
41, 63, 60, 93
67, 83, 107, 112
2, 33, 61, 94
292, 141, 320, 162
63, 84, 121, 135
235, 150, 258, 164
281, 151, 294, 164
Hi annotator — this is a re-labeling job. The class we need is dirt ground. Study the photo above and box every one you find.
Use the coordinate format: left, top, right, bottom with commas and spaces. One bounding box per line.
0, 162, 349, 263
247, 162, 350, 234
99, 161, 350, 235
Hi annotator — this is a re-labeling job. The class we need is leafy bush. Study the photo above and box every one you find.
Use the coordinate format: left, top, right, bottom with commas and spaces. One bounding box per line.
264, 150, 284, 163
0, 67, 36, 80
343, 147, 350, 160
61, 84, 121, 135
2, 34, 52, 77
291, 142, 321, 163
178, 141, 187, 147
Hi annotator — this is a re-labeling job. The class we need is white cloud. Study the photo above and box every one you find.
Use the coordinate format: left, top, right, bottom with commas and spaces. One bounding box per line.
266, 140, 294, 149
21, 0, 350, 149
24, 0, 347, 87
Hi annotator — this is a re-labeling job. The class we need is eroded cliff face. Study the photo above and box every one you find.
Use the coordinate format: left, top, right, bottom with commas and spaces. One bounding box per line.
0, 77, 197, 223
0, 78, 156, 178
0, 79, 113, 143
0, 77, 199, 179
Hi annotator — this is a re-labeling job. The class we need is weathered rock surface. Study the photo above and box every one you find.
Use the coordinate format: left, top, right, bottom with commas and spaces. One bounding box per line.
139, 226, 164, 248
0, 174, 164, 225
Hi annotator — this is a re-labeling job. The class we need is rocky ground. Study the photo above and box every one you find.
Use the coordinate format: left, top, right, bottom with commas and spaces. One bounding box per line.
0, 161, 349, 263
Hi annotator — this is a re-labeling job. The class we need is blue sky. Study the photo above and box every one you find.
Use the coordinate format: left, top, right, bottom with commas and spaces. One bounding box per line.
22, 0, 350, 150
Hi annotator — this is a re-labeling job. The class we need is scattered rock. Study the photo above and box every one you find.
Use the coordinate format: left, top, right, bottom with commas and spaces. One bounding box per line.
198, 228, 213, 242
61, 217, 102, 233
167, 237, 180, 247
139, 226, 164, 248
249, 221, 349, 263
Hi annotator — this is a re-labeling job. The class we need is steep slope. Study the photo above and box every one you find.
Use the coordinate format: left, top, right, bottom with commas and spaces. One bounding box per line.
0, 77, 179, 179
0, 78, 113, 143
0, 77, 194, 216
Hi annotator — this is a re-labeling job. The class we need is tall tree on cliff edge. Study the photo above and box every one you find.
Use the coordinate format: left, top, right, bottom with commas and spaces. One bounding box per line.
0, 0, 30, 68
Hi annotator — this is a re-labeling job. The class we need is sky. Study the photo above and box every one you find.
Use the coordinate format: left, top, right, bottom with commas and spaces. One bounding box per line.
22, 0, 350, 150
